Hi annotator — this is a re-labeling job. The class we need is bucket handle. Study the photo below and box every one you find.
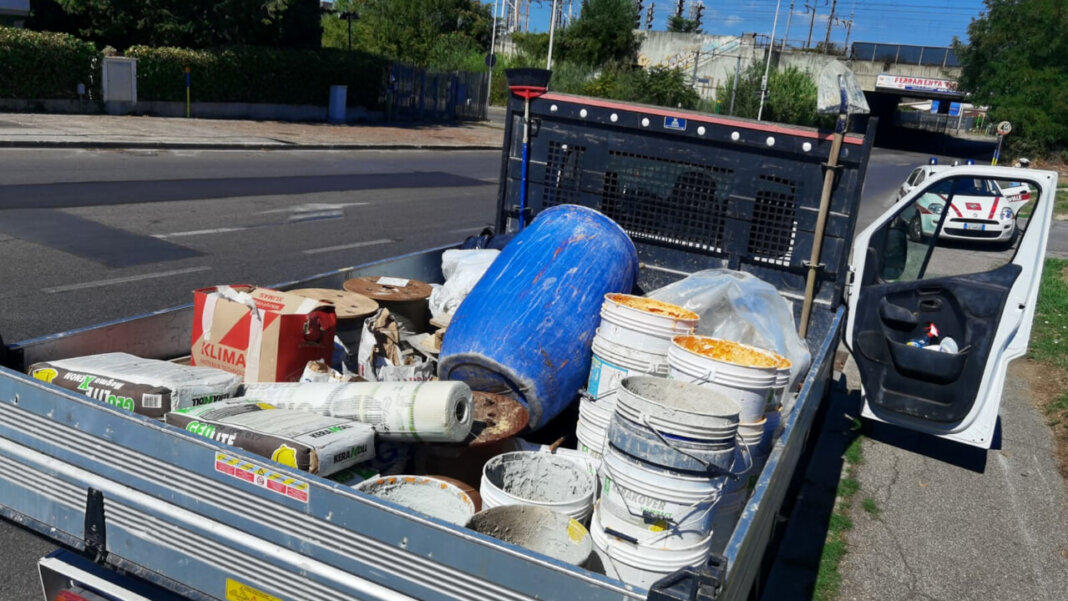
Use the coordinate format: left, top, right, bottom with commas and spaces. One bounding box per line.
639, 414, 737, 481
601, 456, 726, 540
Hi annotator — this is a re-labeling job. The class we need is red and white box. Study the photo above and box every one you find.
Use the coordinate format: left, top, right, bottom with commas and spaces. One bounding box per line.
191, 285, 337, 383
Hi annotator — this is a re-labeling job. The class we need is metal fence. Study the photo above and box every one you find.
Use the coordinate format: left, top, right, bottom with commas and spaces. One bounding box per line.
388, 63, 489, 121
851, 42, 960, 68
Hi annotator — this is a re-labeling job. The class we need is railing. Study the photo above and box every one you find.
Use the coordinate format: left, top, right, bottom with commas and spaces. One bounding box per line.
387, 63, 489, 121
895, 110, 977, 133
851, 42, 960, 68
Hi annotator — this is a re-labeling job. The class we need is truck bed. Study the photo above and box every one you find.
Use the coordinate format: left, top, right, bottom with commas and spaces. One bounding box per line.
0, 246, 842, 601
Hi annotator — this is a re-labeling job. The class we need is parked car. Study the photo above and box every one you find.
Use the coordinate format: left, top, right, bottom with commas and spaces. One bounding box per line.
897, 165, 1031, 244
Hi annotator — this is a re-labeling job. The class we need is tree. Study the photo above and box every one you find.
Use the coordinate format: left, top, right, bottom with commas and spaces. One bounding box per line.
667, 15, 700, 33
560, 0, 642, 66
327, 0, 490, 68
718, 63, 819, 126
955, 0, 1068, 154
32, 0, 322, 50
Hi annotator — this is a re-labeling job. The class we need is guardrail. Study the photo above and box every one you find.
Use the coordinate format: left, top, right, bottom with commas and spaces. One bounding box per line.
388, 63, 489, 121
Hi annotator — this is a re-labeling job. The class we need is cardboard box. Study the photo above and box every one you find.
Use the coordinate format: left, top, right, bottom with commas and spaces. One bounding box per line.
166, 398, 375, 476
192, 285, 337, 383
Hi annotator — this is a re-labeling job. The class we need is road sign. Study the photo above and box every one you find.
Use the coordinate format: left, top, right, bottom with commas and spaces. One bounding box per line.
485, 53, 497, 68
949, 102, 962, 116
930, 100, 940, 113
996, 121, 1012, 136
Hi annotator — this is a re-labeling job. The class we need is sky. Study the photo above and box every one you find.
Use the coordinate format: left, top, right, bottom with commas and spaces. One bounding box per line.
497, 0, 988, 48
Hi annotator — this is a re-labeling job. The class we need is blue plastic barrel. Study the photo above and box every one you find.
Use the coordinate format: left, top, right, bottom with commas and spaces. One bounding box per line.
438, 205, 638, 430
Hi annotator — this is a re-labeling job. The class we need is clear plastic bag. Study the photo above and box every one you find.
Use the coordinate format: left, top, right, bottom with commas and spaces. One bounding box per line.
428, 249, 500, 319
649, 270, 811, 407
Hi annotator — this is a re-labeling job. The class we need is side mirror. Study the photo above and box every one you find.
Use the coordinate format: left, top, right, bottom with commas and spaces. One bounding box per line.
882, 226, 908, 280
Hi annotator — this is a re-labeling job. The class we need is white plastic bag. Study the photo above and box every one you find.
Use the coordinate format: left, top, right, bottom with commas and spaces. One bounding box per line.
428, 249, 499, 319
649, 270, 811, 402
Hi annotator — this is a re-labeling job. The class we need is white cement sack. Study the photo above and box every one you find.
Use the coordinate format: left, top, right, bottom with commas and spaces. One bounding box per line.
28, 352, 241, 418
166, 398, 375, 476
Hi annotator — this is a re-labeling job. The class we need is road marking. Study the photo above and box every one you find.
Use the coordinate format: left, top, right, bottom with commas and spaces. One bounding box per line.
302, 238, 394, 255
260, 202, 369, 215
154, 227, 247, 239
42, 266, 212, 293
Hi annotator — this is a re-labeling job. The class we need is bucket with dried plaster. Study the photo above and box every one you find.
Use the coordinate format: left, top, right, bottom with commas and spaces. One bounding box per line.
608, 413, 737, 474
708, 486, 749, 554
357, 475, 477, 526
590, 506, 712, 590
594, 494, 713, 551
614, 376, 740, 457
599, 444, 724, 535
668, 336, 783, 423
481, 451, 596, 522
597, 294, 698, 355
467, 505, 592, 567
587, 333, 671, 401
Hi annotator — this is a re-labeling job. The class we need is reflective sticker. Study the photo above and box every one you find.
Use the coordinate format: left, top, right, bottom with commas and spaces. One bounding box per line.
225, 578, 282, 601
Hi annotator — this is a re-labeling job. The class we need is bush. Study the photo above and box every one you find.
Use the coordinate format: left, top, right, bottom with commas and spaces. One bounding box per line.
0, 26, 101, 99
127, 45, 388, 108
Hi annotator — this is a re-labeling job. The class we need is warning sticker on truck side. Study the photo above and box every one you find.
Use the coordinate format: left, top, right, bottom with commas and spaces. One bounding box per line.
226, 577, 283, 601
215, 452, 310, 503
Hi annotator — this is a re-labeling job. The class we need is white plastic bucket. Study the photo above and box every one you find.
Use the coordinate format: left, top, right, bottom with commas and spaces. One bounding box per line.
357, 475, 476, 525
588, 333, 671, 400
608, 412, 736, 473
668, 336, 782, 423
481, 452, 596, 522
762, 408, 781, 453
596, 494, 715, 550
598, 294, 698, 355
615, 376, 740, 441
771, 358, 792, 407
467, 505, 593, 567
591, 507, 712, 590
600, 445, 723, 534
576, 393, 613, 472
708, 487, 748, 554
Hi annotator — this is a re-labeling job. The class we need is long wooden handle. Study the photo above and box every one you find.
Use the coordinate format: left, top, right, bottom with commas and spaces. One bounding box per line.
799, 128, 845, 339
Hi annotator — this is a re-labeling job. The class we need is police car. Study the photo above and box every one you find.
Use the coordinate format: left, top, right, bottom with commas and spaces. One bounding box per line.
897, 160, 1032, 245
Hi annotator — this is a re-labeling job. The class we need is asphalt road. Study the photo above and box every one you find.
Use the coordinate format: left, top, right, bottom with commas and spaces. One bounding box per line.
0, 144, 1055, 600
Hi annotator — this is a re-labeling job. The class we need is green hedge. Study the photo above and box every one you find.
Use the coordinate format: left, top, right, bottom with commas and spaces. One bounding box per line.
0, 27, 101, 99
128, 45, 388, 108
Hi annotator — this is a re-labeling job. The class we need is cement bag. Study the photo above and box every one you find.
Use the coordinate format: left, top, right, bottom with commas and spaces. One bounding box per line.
28, 352, 241, 419
357, 309, 435, 382
240, 381, 473, 443
649, 270, 811, 395
166, 398, 375, 476
428, 249, 500, 319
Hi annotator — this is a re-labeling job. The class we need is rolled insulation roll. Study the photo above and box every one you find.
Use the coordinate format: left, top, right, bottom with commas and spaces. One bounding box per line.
241, 381, 474, 443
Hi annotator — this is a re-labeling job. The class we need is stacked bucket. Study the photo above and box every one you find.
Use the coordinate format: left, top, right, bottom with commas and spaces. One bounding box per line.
578, 295, 699, 470
666, 335, 791, 553
590, 376, 741, 589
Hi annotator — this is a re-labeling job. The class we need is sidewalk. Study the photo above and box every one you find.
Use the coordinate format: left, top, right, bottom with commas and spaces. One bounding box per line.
0, 112, 504, 150
763, 353, 1068, 601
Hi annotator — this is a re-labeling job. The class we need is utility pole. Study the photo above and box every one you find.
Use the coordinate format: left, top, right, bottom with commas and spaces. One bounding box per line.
824, 0, 837, 53
729, 54, 741, 115
487, 0, 500, 105
757, 0, 782, 121
676, 0, 684, 18
804, 3, 817, 49
842, 1, 855, 52
646, 2, 655, 29
547, 0, 559, 69
781, 1, 794, 51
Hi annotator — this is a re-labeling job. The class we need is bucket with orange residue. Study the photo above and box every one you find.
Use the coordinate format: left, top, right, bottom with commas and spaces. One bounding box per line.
667, 336, 783, 423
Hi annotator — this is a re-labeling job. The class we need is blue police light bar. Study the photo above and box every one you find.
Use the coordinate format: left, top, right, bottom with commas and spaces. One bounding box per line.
929, 157, 938, 165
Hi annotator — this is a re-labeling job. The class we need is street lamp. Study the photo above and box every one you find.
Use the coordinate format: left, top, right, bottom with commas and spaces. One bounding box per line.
757, 0, 782, 121
339, 11, 357, 51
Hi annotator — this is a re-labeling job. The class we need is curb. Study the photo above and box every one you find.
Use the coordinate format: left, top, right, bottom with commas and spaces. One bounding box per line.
0, 141, 504, 151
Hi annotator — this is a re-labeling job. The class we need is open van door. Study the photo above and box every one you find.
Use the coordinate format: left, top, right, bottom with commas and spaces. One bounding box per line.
846, 166, 1059, 448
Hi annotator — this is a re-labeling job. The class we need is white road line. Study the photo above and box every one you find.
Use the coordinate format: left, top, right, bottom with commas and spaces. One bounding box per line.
153, 227, 247, 239
447, 225, 492, 233
302, 238, 394, 255
42, 266, 212, 294
260, 202, 370, 215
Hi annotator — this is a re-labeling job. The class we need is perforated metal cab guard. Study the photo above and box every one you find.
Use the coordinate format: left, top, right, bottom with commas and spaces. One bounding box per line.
496, 93, 876, 320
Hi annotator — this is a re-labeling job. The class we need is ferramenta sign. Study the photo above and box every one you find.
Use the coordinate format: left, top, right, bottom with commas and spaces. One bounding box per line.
875, 74, 961, 96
